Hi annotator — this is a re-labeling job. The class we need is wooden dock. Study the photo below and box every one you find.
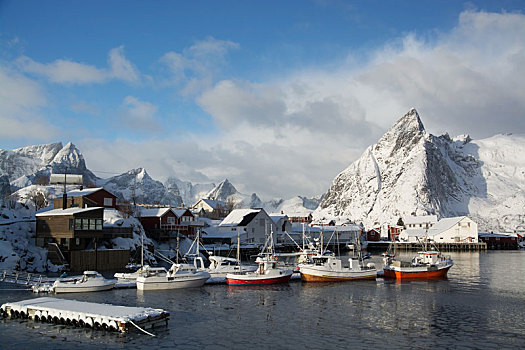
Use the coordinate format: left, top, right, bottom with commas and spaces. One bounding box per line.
367, 241, 487, 252
1, 297, 169, 334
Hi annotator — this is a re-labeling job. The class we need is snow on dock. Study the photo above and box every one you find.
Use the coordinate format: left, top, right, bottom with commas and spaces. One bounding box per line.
1, 297, 169, 334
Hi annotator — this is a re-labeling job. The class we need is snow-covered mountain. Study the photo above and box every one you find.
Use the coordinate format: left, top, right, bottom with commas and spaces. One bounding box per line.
203, 179, 263, 209
316, 108, 525, 232
165, 177, 216, 207
101, 168, 183, 206
0, 142, 98, 190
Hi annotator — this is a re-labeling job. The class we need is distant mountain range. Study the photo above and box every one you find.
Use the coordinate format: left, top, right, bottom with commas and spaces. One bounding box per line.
3, 108, 523, 233
315, 108, 525, 232
0, 142, 320, 215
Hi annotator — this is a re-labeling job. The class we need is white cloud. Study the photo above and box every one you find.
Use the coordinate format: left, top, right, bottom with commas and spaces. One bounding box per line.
15, 56, 107, 84
190, 10, 525, 198
108, 46, 141, 83
0, 66, 58, 140
159, 37, 240, 95
15, 46, 141, 85
117, 96, 160, 132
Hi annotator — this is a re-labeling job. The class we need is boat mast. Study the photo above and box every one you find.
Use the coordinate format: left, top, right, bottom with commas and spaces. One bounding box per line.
141, 229, 144, 268
236, 231, 241, 266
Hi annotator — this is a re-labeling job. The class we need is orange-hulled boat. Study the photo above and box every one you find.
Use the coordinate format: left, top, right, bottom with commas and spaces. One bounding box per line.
382, 250, 453, 280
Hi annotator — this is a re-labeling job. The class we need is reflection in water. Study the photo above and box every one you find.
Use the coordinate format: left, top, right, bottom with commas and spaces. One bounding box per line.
1, 251, 525, 348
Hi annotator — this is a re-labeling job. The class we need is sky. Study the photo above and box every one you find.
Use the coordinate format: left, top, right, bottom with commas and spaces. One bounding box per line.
1, 0, 524, 201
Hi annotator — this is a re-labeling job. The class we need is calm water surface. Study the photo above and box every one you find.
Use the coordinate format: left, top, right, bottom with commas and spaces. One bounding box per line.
1, 251, 525, 349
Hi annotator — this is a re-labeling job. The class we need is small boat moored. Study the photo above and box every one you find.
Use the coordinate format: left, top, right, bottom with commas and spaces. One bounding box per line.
382, 250, 453, 280
52, 271, 116, 293
136, 263, 210, 291
299, 254, 377, 282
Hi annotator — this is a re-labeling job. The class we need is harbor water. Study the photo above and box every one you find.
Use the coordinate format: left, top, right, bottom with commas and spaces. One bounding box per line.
1, 250, 525, 349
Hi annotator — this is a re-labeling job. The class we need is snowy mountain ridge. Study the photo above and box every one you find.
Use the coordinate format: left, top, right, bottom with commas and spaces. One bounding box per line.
315, 108, 525, 232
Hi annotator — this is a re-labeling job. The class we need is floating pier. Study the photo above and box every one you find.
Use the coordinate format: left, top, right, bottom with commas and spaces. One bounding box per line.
0, 297, 169, 334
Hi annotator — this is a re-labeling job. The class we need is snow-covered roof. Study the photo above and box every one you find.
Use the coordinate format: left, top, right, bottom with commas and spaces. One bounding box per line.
36, 207, 104, 217
66, 187, 105, 197
139, 207, 172, 218
219, 209, 260, 227
173, 208, 191, 218
402, 216, 473, 237
431, 216, 466, 232
197, 198, 226, 210
404, 215, 438, 225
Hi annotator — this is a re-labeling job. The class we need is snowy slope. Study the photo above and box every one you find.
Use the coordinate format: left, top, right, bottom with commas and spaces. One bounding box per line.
0, 142, 98, 190
101, 168, 183, 206
316, 108, 525, 232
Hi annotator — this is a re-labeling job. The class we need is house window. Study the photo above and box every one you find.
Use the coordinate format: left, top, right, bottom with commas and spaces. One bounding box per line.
89, 219, 96, 230
104, 198, 113, 206
75, 218, 82, 230
96, 219, 102, 230
69, 219, 73, 230
167, 217, 175, 225
75, 238, 80, 246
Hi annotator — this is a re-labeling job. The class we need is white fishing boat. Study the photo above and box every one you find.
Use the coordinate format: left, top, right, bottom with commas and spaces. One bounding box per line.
225, 229, 293, 286
52, 271, 116, 293
298, 227, 376, 282
136, 263, 210, 291
114, 265, 167, 282
299, 255, 377, 282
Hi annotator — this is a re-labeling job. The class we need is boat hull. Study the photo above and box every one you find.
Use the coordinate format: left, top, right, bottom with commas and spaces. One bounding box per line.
137, 275, 209, 290
383, 265, 452, 280
300, 268, 377, 282
226, 273, 292, 285
53, 282, 116, 294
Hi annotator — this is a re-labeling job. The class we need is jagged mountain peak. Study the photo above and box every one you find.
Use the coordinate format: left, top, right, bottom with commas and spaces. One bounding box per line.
316, 109, 525, 232
206, 178, 238, 201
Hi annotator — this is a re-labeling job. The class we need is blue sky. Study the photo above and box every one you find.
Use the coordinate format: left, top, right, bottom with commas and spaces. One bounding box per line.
1, 1, 524, 200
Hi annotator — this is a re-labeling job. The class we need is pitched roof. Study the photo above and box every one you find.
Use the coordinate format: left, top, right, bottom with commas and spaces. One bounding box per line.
198, 198, 226, 210
139, 207, 173, 218
404, 215, 438, 225
65, 187, 105, 197
36, 207, 104, 217
173, 208, 192, 218
219, 209, 260, 227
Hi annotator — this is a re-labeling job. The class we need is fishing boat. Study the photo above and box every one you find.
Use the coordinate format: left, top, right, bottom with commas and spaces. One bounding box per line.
382, 249, 453, 279
299, 230, 376, 282
136, 263, 210, 290
299, 254, 377, 282
225, 229, 293, 286
52, 271, 116, 293
186, 230, 257, 280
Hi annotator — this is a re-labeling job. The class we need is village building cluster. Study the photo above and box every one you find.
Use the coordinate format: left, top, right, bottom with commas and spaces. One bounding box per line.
32, 174, 521, 271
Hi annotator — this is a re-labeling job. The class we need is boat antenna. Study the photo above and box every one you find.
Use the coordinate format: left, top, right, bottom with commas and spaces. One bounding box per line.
236, 231, 241, 266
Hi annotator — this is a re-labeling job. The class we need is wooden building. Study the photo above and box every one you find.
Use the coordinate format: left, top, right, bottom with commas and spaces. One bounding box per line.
52, 187, 118, 210
138, 207, 201, 241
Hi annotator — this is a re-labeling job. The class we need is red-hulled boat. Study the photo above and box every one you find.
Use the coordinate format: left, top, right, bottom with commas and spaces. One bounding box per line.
382, 250, 453, 280
225, 229, 293, 286
225, 254, 293, 285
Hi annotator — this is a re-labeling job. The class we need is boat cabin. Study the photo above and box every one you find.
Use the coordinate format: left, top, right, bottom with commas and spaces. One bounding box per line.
413, 251, 440, 266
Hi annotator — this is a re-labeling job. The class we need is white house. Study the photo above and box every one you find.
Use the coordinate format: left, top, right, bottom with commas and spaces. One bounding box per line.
192, 198, 229, 219
399, 216, 478, 243
202, 208, 277, 246
404, 215, 438, 230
